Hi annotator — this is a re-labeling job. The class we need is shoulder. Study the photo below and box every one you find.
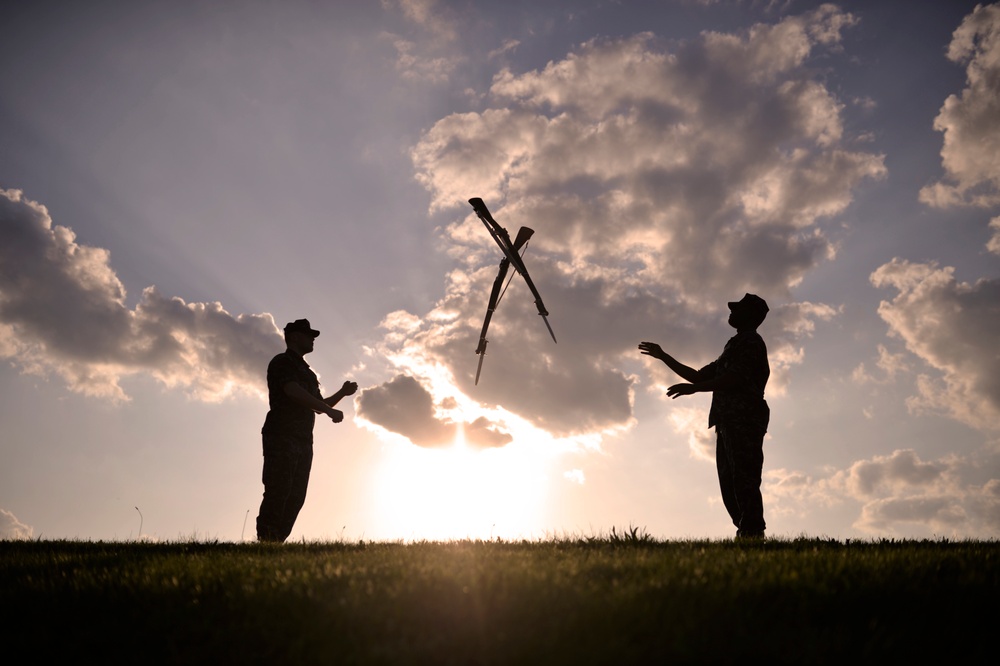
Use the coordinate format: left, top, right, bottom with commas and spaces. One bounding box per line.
738, 330, 765, 344
268, 351, 301, 373
728, 331, 767, 354
268, 351, 290, 366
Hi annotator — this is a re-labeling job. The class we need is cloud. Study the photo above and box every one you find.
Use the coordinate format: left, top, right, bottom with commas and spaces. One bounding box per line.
852, 344, 910, 385
0, 508, 33, 540
833, 449, 1000, 535
386, 0, 458, 42
855, 496, 968, 533
870, 258, 1000, 431
384, 35, 461, 84
831, 449, 947, 498
765, 448, 1000, 537
357, 374, 512, 449
489, 39, 521, 60
761, 301, 838, 395
381, 0, 462, 83
380, 6, 883, 445
919, 3, 1000, 209
668, 406, 715, 462
988, 216, 1000, 255
0, 189, 282, 402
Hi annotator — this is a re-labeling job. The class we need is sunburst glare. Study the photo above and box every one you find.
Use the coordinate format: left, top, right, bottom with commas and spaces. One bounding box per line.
370, 423, 556, 541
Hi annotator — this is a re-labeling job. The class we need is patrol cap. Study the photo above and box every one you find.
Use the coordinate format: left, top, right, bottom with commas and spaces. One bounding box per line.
728, 293, 769, 320
284, 319, 320, 338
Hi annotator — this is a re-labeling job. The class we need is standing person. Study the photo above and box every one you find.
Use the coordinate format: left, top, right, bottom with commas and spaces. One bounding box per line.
256, 318, 358, 542
639, 294, 770, 539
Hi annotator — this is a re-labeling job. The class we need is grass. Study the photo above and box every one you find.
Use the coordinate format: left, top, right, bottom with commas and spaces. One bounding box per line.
2, 535, 996, 664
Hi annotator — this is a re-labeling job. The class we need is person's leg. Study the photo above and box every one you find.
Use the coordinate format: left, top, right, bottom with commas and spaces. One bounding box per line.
715, 427, 741, 530
275, 446, 313, 541
257, 436, 312, 542
729, 427, 766, 536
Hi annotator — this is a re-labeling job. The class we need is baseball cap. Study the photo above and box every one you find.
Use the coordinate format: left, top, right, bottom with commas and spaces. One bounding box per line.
284, 319, 320, 337
728, 293, 769, 319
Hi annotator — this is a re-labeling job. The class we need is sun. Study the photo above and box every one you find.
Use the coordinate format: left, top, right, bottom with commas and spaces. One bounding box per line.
369, 424, 555, 541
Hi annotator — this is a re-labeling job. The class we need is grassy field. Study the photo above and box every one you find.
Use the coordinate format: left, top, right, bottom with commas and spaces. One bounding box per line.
2, 535, 996, 664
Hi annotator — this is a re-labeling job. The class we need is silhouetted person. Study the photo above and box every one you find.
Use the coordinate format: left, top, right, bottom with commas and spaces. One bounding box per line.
639, 294, 770, 539
256, 319, 358, 542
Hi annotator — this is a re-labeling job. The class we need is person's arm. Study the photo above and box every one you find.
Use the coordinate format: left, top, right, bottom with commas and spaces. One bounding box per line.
324, 381, 359, 407
669, 333, 767, 399
666, 372, 739, 398
638, 341, 705, 383
284, 382, 343, 422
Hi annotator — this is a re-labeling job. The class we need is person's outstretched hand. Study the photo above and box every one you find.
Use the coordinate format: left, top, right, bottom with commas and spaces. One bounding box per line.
666, 383, 696, 399
638, 341, 665, 360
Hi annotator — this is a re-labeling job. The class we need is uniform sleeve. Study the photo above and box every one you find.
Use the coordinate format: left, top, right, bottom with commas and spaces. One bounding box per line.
267, 354, 299, 391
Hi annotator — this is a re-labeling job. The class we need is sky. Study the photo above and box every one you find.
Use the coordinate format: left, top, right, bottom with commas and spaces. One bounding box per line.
1, 0, 998, 542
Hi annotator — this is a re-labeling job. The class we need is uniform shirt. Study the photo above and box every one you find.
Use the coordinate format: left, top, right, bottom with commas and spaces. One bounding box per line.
699, 330, 770, 433
261, 350, 322, 441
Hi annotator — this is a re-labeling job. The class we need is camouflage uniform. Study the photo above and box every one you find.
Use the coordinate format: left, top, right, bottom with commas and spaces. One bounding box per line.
256, 350, 323, 542
699, 330, 770, 536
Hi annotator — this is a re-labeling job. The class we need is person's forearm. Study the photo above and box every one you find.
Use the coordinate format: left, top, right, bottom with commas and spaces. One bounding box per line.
285, 383, 336, 414
661, 354, 703, 383
688, 372, 739, 393
324, 390, 347, 407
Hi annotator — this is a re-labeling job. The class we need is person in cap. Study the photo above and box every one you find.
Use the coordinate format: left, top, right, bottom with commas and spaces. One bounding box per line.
639, 294, 770, 539
256, 318, 358, 542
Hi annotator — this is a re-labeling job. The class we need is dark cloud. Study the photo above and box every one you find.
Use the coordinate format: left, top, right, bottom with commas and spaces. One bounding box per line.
357, 374, 512, 449
0, 188, 282, 401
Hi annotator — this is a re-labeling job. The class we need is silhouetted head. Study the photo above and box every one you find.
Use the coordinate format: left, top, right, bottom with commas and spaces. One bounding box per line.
284, 318, 319, 354
727, 294, 768, 331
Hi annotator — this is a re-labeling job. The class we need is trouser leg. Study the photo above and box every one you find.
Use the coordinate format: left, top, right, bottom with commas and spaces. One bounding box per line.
716, 424, 766, 535
256, 442, 313, 542
715, 431, 741, 529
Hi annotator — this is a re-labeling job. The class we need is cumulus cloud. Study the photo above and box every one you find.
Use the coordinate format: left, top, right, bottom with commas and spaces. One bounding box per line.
0, 508, 33, 540
375, 6, 883, 446
920, 3, 1000, 209
357, 374, 512, 449
0, 189, 282, 402
831, 449, 947, 498
870, 258, 1000, 431
765, 448, 1000, 537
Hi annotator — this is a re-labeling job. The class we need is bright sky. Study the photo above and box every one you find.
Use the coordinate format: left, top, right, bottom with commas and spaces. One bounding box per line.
2, 0, 998, 542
